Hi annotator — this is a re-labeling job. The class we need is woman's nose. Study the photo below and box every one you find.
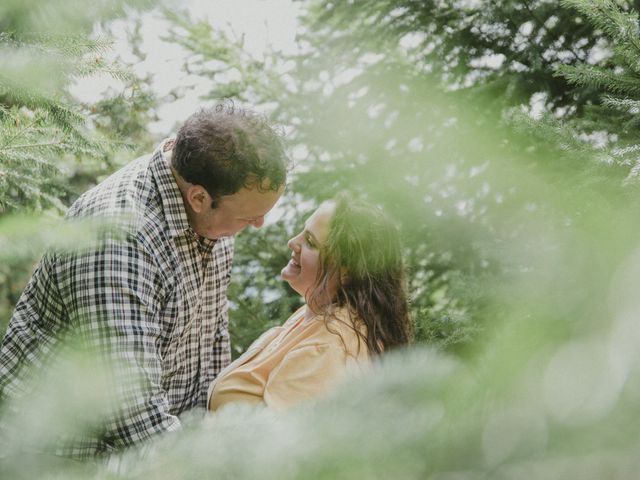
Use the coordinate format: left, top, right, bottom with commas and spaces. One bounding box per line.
287, 234, 301, 251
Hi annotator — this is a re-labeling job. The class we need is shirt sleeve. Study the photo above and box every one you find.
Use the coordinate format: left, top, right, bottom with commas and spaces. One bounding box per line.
58, 238, 180, 449
263, 343, 347, 410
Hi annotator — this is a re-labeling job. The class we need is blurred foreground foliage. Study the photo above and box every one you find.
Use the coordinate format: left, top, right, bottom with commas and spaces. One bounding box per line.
3, 0, 640, 478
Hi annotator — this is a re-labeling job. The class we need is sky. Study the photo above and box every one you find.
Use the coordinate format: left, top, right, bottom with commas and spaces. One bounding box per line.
71, 0, 302, 134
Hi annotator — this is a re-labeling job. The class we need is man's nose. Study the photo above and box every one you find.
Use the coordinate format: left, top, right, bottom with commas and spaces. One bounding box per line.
251, 217, 265, 228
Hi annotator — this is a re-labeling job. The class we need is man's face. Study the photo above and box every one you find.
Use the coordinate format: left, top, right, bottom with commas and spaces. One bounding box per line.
190, 185, 284, 240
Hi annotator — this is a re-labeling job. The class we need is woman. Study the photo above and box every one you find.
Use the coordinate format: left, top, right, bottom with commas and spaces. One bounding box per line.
208, 193, 413, 411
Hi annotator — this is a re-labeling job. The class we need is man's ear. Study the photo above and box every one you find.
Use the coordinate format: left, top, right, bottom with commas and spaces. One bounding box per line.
185, 185, 210, 213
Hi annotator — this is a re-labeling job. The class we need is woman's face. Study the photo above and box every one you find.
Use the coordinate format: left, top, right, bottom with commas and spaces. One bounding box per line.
281, 201, 336, 302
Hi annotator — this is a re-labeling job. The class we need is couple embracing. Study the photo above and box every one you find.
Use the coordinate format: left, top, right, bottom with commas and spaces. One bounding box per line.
0, 105, 413, 458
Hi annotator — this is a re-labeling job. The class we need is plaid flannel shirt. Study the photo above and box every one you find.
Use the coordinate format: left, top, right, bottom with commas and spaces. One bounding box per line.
0, 141, 233, 457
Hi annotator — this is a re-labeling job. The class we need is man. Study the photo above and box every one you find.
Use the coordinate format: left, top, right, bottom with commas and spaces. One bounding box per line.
0, 105, 288, 457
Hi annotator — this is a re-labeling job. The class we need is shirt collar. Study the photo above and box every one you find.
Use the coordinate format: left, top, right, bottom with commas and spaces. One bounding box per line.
150, 138, 191, 238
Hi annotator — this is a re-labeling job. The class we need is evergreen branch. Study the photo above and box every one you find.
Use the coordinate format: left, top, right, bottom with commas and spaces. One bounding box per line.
0, 141, 67, 151
521, 0, 581, 61
507, 109, 589, 153
0, 106, 108, 171
601, 94, 640, 112
0, 144, 63, 167
1, 83, 84, 130
5, 33, 114, 59
561, 0, 640, 53
73, 56, 134, 82
486, 0, 553, 73
0, 115, 39, 149
555, 64, 640, 97
33, 34, 114, 58
612, 143, 640, 157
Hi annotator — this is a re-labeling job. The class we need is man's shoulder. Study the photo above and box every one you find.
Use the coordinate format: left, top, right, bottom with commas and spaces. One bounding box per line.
67, 153, 156, 220
57, 150, 177, 266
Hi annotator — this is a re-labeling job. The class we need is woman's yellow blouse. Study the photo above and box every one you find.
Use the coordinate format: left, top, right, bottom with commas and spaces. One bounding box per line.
208, 306, 369, 411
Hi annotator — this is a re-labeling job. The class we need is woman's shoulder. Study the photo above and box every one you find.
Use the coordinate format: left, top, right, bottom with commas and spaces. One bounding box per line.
303, 306, 368, 357
327, 305, 366, 334
282, 305, 306, 328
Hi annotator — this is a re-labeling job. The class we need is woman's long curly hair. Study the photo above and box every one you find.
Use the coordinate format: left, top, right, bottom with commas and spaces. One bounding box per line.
308, 193, 413, 355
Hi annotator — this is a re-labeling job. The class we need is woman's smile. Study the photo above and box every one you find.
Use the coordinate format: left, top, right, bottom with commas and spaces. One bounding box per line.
281, 201, 335, 301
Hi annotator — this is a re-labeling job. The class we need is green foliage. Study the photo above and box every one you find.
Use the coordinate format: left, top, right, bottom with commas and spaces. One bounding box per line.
0, 0, 160, 214
553, 0, 640, 173
0, 1, 159, 335
0, 31, 115, 212
161, 9, 286, 103
561, 0, 639, 44
557, 64, 640, 95
77, 19, 161, 188
304, 0, 611, 111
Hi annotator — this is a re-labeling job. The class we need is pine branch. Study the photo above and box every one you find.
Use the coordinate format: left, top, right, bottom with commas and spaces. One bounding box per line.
555, 64, 640, 97
521, 0, 582, 61
2, 32, 114, 59
561, 0, 640, 54
73, 57, 134, 82
0, 141, 69, 151
32, 34, 114, 58
0, 116, 40, 149
601, 94, 640, 112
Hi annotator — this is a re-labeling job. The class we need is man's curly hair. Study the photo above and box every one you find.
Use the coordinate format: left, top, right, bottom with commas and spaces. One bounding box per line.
172, 103, 289, 208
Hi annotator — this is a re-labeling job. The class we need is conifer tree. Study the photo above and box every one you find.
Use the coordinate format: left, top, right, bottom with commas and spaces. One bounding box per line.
0, 0, 154, 214
303, 0, 613, 113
